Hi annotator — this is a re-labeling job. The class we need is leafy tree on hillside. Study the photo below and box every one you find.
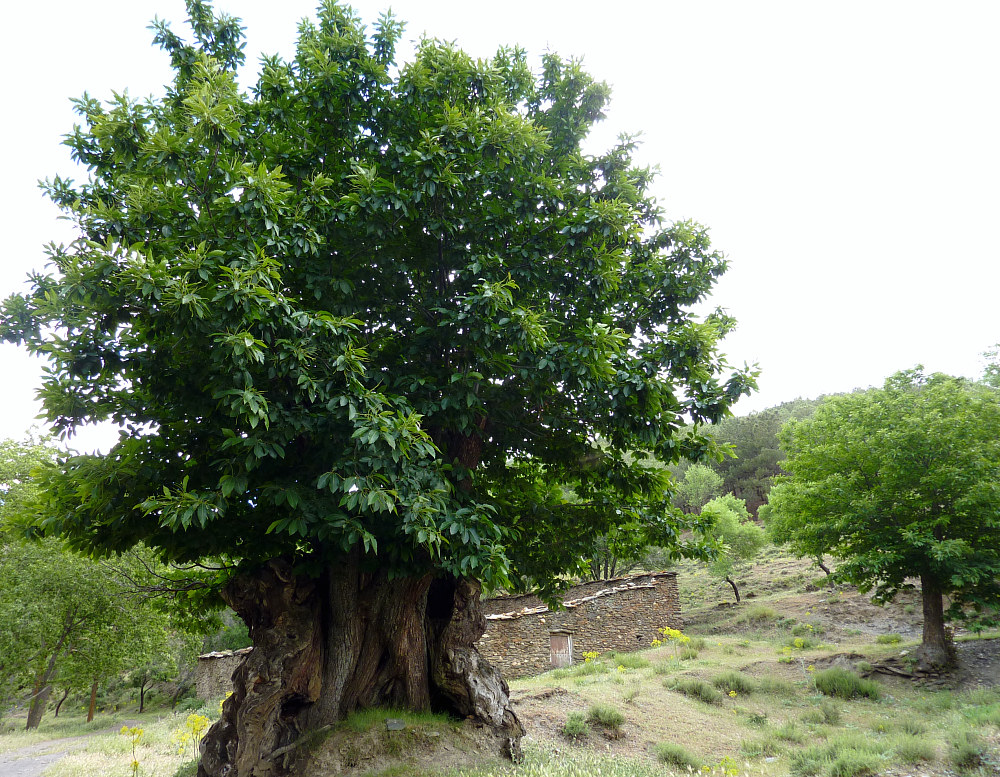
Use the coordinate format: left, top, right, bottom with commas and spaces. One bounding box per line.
767, 370, 1000, 670
0, 2, 753, 772
700, 494, 765, 602
675, 463, 724, 513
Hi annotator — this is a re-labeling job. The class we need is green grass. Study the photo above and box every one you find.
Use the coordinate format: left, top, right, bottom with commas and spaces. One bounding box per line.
586, 704, 625, 730
874, 633, 902, 644
653, 741, 703, 770
948, 729, 987, 770
890, 733, 936, 763
739, 735, 782, 758
666, 677, 722, 704
712, 670, 755, 695
607, 652, 651, 670
551, 660, 609, 679
775, 720, 808, 743
802, 699, 842, 726
813, 668, 881, 701
561, 712, 588, 741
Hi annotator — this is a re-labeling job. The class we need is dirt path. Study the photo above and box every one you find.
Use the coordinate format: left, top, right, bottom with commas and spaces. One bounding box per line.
0, 721, 142, 777
0, 735, 92, 777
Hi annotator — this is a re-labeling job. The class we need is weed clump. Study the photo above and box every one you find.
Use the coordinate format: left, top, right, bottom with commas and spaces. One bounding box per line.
712, 670, 755, 695
896, 718, 927, 736
586, 704, 626, 733
756, 676, 797, 696
607, 652, 650, 670
666, 677, 722, 705
561, 711, 588, 741
737, 605, 778, 624
875, 633, 902, 645
813, 668, 880, 701
775, 721, 807, 743
948, 729, 986, 770
740, 735, 781, 758
890, 734, 935, 763
802, 699, 842, 726
653, 741, 702, 770
827, 749, 882, 777
551, 660, 608, 679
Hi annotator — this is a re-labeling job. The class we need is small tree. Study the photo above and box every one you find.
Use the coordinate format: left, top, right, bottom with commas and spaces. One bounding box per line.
676, 463, 724, 513
700, 494, 765, 602
767, 370, 1000, 669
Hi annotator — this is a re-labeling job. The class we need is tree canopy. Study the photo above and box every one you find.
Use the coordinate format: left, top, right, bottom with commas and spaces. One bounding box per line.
767, 370, 1000, 668
1, 0, 752, 598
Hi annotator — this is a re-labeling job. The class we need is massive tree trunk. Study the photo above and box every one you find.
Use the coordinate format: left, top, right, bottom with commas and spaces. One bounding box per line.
916, 574, 953, 671
198, 556, 522, 777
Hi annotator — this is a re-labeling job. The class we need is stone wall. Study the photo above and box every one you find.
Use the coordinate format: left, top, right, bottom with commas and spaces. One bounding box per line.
478, 572, 680, 679
196, 648, 252, 700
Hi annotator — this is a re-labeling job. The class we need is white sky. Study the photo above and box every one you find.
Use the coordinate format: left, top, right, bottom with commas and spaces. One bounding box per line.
3, 1, 998, 452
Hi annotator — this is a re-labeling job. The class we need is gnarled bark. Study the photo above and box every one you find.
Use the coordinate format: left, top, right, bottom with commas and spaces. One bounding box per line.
198, 557, 521, 777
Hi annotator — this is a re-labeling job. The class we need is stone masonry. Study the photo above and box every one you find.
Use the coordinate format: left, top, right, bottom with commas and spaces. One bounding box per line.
478, 571, 680, 678
196, 648, 252, 700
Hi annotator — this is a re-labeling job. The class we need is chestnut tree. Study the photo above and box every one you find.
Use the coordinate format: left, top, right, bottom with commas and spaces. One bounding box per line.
1, 2, 753, 773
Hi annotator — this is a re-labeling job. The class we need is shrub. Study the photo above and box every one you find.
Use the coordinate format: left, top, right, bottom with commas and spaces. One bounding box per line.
948, 729, 986, 770
667, 677, 722, 705
562, 711, 588, 741
890, 734, 935, 763
813, 668, 880, 701
587, 704, 626, 731
792, 622, 825, 637
653, 742, 702, 770
712, 670, 755, 695
875, 633, 901, 645
688, 637, 707, 651
679, 647, 699, 661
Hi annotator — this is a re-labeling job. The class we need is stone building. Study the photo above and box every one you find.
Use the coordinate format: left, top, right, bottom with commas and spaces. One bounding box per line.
196, 648, 252, 700
478, 571, 680, 678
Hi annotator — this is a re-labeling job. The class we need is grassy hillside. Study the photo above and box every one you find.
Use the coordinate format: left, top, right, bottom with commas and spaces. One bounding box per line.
2, 547, 998, 777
